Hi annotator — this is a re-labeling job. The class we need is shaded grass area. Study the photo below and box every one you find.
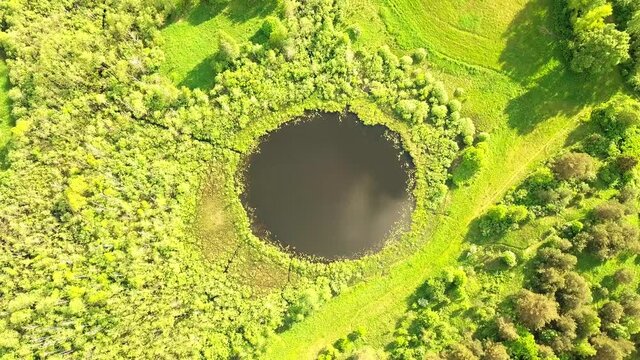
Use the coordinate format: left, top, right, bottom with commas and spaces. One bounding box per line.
159, 0, 278, 89
0, 58, 12, 163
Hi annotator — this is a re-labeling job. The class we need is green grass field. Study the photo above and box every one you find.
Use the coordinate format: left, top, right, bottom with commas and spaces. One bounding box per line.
158, 0, 631, 357
0, 58, 12, 153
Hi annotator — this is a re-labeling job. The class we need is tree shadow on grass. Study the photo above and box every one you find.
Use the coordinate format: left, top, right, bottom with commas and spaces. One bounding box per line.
499, 0, 621, 135
500, 0, 569, 83
187, 0, 228, 25
179, 54, 218, 90
505, 67, 621, 135
226, 0, 279, 24
184, 0, 277, 26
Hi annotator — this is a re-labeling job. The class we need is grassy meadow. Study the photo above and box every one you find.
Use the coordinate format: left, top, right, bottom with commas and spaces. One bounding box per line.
158, 0, 633, 356
261, 0, 630, 356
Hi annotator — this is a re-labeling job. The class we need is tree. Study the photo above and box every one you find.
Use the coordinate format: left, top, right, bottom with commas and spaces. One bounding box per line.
613, 268, 635, 286
515, 290, 559, 330
556, 272, 591, 310
590, 94, 640, 138
599, 301, 624, 325
570, 25, 631, 74
572, 306, 601, 338
535, 248, 577, 272
591, 335, 635, 360
591, 201, 627, 222
445, 344, 479, 360
580, 220, 640, 260
496, 317, 519, 341
482, 342, 509, 360
551, 152, 597, 181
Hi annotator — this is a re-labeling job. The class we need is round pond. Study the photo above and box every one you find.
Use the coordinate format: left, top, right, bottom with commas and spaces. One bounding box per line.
242, 112, 413, 260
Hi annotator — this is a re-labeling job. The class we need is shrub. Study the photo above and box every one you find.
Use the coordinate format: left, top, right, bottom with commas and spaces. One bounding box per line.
451, 144, 486, 187
217, 31, 240, 62
515, 290, 559, 330
261, 16, 288, 48
613, 268, 635, 286
500, 251, 518, 268
458, 117, 476, 146
505, 330, 539, 359
412, 48, 428, 63
346, 25, 361, 41
561, 220, 584, 238
478, 204, 529, 238
431, 104, 449, 119
551, 152, 597, 181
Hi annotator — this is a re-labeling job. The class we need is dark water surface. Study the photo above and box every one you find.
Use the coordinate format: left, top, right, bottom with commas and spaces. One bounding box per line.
242, 112, 413, 260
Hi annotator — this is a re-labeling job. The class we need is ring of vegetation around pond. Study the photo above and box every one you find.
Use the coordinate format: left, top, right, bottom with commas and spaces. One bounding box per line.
240, 111, 414, 261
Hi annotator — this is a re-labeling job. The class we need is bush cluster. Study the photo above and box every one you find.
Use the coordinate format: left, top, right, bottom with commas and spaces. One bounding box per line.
565, 0, 631, 74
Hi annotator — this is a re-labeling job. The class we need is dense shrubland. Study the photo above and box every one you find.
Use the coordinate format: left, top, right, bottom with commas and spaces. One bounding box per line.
0, 0, 477, 358
382, 96, 640, 359
563, 0, 640, 93
564, 0, 631, 74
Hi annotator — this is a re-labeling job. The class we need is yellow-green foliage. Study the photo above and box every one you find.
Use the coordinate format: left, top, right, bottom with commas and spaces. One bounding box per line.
0, 59, 10, 150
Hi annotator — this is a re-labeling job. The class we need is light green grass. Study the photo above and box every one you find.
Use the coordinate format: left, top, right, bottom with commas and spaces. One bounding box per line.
159, 0, 278, 89
0, 58, 11, 152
